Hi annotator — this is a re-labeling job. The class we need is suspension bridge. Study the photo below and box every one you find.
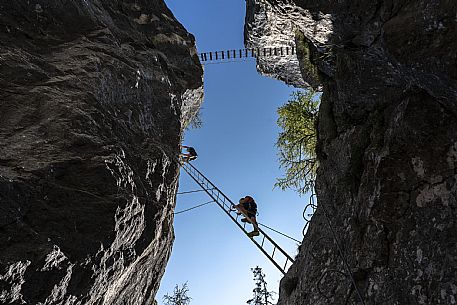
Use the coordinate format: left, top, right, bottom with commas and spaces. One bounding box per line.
198, 46, 297, 64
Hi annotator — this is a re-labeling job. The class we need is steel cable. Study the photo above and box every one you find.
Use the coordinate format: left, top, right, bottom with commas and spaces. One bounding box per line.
258, 223, 301, 243
176, 188, 215, 195
174, 200, 214, 215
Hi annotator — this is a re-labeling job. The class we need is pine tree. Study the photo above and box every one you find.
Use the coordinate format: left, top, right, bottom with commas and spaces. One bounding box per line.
247, 266, 275, 305
275, 90, 320, 194
163, 283, 191, 305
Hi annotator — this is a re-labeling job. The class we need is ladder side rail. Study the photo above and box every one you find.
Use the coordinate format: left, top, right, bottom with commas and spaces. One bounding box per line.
185, 162, 295, 264
284, 258, 290, 271
185, 163, 236, 207
181, 164, 287, 274
259, 230, 295, 264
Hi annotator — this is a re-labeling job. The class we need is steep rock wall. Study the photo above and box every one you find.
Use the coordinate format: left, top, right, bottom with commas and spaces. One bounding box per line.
244, 0, 332, 88
0, 1, 203, 304
246, 1, 457, 304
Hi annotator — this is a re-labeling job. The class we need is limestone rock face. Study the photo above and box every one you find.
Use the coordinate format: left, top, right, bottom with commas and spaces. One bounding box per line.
0, 1, 203, 304
244, 0, 333, 88
246, 1, 457, 304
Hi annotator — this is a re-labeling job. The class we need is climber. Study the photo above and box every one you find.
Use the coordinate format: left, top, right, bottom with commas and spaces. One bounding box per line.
232, 195, 259, 237
180, 145, 198, 162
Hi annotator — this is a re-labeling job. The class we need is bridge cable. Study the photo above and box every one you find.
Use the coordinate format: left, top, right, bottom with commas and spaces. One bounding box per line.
174, 199, 300, 243
258, 223, 301, 243
177, 188, 215, 195
174, 200, 214, 215
202, 58, 256, 65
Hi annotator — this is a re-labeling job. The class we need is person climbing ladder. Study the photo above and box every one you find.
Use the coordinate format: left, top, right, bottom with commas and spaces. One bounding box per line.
180, 162, 295, 274
180, 145, 198, 162
232, 195, 260, 237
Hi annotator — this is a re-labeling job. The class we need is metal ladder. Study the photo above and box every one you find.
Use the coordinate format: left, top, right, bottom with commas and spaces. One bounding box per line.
180, 162, 295, 275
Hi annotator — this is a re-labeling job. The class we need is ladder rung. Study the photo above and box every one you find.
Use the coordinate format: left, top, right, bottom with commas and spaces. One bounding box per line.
180, 162, 294, 275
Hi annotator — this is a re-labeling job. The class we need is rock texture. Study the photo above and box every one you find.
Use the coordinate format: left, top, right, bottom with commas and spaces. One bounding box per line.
0, 1, 203, 304
246, 0, 457, 304
244, 0, 332, 88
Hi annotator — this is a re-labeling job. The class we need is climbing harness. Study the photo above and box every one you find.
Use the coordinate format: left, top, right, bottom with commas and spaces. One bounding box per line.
180, 161, 295, 275
198, 46, 296, 64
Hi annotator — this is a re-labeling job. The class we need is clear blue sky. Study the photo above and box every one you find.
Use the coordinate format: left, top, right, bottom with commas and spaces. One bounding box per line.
157, 1, 311, 304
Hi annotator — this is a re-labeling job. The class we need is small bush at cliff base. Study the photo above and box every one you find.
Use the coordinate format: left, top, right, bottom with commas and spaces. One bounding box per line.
247, 266, 276, 305
163, 283, 191, 305
275, 90, 319, 194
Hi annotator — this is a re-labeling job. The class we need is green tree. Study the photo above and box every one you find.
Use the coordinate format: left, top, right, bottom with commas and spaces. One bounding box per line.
275, 90, 319, 194
247, 266, 275, 305
163, 283, 191, 305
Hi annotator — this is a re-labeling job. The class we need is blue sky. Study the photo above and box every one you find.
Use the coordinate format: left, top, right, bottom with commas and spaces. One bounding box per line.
157, 1, 311, 304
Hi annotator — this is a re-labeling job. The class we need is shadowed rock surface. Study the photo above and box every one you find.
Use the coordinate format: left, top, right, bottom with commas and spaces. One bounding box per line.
246, 0, 457, 304
0, 1, 203, 304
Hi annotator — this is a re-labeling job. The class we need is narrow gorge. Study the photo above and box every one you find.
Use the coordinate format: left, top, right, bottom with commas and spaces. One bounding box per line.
1, 0, 456, 304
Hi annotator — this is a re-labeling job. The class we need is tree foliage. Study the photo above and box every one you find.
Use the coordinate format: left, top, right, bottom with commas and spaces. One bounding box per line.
187, 108, 203, 130
247, 266, 275, 305
275, 90, 320, 194
163, 283, 191, 305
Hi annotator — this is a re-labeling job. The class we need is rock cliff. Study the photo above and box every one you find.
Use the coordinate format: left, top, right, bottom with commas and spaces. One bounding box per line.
244, 0, 332, 88
246, 0, 457, 304
0, 1, 203, 304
